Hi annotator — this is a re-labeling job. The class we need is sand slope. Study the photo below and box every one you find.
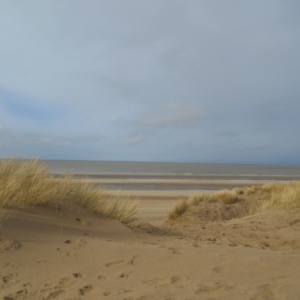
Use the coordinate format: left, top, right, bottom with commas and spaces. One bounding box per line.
1, 193, 300, 300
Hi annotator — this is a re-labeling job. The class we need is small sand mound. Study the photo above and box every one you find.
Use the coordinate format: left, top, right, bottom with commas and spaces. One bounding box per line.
166, 203, 300, 252
186, 199, 249, 222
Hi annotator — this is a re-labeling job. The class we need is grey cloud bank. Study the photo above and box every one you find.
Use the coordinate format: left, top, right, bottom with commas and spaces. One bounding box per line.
140, 103, 204, 128
0, 1, 300, 164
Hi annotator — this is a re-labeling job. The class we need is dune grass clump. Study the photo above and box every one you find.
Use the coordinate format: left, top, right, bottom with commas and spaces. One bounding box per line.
233, 186, 260, 196
169, 180, 300, 220
234, 181, 300, 214
0, 159, 73, 208
186, 194, 211, 206
168, 190, 239, 219
168, 199, 189, 220
259, 181, 300, 211
0, 159, 137, 224
209, 190, 238, 204
261, 183, 285, 194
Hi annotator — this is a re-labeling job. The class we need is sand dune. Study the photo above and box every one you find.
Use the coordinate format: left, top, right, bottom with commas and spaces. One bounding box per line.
1, 189, 300, 300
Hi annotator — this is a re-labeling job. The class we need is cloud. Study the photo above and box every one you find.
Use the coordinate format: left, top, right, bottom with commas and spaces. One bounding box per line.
140, 103, 204, 129
0, 128, 102, 149
122, 134, 145, 145
9, 132, 69, 147
68, 135, 102, 143
0, 127, 11, 139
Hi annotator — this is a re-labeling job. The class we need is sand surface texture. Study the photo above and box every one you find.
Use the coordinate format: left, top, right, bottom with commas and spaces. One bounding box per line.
1, 186, 300, 300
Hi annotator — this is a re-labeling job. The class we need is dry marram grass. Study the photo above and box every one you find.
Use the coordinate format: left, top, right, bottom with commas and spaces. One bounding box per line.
169, 181, 300, 219
259, 181, 300, 211
168, 199, 189, 219
233, 186, 260, 196
237, 181, 300, 213
0, 159, 137, 224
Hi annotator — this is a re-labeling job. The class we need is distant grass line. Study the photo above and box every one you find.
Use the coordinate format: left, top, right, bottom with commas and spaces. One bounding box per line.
260, 182, 300, 211
233, 181, 300, 212
169, 181, 300, 220
0, 159, 137, 224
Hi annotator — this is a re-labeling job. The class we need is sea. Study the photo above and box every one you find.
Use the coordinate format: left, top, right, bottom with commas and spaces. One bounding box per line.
40, 160, 300, 191
41, 160, 300, 178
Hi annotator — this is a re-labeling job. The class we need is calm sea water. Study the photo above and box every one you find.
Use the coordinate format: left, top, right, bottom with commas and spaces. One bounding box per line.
41, 160, 300, 180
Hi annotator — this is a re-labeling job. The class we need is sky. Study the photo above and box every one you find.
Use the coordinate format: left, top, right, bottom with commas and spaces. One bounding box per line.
0, 1, 300, 164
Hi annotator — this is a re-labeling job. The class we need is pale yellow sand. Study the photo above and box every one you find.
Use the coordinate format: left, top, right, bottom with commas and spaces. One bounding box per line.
1, 188, 300, 300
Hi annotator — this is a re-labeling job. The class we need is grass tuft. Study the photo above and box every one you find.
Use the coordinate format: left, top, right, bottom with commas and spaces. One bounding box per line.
209, 190, 238, 204
186, 194, 210, 206
0, 159, 137, 224
168, 199, 189, 220
238, 181, 300, 214
233, 186, 260, 196
259, 181, 300, 211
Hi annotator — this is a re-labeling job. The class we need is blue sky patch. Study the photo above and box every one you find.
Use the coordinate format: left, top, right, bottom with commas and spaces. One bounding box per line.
0, 87, 65, 124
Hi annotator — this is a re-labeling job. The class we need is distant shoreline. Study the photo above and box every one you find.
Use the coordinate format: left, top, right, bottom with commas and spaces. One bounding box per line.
51, 172, 300, 181
37, 159, 300, 177
52, 173, 297, 191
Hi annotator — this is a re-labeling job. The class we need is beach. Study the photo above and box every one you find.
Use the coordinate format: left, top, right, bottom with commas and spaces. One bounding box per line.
1, 161, 300, 299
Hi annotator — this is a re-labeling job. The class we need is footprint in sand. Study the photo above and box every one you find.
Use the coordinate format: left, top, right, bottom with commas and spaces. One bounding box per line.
105, 260, 127, 268
142, 277, 168, 286
2, 275, 12, 284
64, 238, 87, 248
39, 277, 74, 299
75, 217, 91, 226
73, 272, 82, 278
142, 276, 188, 287
40, 282, 68, 299
37, 259, 47, 264
2, 273, 18, 286
58, 277, 73, 287
105, 256, 143, 268
130, 255, 143, 265
212, 266, 225, 274
195, 283, 235, 295
3, 288, 29, 300
79, 285, 93, 295
120, 273, 130, 278
168, 247, 182, 254
4, 263, 15, 268
169, 275, 190, 287
65, 251, 78, 258
0, 240, 22, 252
45, 289, 64, 300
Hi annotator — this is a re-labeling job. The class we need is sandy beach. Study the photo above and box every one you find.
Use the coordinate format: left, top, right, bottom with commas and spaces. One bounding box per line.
1, 179, 300, 300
